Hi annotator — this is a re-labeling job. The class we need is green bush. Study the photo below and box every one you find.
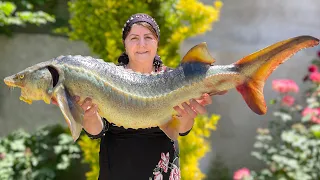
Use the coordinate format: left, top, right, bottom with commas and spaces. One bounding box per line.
0, 125, 84, 180
0, 0, 55, 35
178, 114, 221, 180
205, 155, 231, 180
77, 135, 100, 180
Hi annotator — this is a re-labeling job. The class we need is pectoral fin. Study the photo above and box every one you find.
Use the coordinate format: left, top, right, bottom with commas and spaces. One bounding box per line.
159, 115, 181, 141
55, 85, 84, 141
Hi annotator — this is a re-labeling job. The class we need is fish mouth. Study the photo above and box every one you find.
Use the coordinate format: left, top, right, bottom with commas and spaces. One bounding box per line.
4, 77, 19, 88
4, 76, 32, 104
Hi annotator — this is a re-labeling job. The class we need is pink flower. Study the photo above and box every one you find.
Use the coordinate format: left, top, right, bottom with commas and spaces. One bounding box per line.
312, 116, 320, 124
272, 79, 299, 93
309, 72, 320, 83
169, 164, 181, 180
153, 171, 163, 180
0, 153, 5, 160
233, 168, 251, 180
308, 65, 318, 72
158, 152, 170, 173
302, 107, 320, 124
25, 147, 32, 157
281, 95, 295, 107
302, 107, 317, 117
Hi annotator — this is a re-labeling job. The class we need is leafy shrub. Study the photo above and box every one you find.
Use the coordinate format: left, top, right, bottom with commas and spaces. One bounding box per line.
0, 125, 83, 180
0, 0, 55, 35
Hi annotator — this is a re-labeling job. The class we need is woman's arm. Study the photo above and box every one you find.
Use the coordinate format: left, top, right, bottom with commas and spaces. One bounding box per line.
52, 96, 104, 137
174, 91, 228, 135
77, 97, 104, 135
173, 93, 212, 135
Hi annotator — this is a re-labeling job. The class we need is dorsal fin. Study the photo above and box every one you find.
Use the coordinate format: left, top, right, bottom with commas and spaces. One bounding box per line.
181, 42, 216, 64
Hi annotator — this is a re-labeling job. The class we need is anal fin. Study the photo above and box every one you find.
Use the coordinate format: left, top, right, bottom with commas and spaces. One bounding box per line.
55, 85, 84, 141
236, 80, 266, 115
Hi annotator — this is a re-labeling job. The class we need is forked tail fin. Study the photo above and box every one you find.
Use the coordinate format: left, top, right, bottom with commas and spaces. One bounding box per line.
235, 35, 319, 115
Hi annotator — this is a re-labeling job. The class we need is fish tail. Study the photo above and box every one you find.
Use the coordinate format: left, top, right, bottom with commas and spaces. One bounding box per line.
235, 35, 319, 115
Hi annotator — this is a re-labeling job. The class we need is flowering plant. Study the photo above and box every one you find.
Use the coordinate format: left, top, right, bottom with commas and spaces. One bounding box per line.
234, 51, 320, 180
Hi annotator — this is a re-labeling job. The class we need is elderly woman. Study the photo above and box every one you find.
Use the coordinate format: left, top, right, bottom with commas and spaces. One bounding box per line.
79, 13, 215, 180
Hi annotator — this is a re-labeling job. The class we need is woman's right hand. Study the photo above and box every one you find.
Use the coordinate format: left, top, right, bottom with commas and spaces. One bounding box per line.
74, 96, 104, 135
74, 96, 99, 119
52, 96, 99, 119
52, 96, 104, 135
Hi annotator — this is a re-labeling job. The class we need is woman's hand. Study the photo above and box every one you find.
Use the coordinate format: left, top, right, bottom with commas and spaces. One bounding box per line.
74, 96, 99, 120
52, 96, 99, 118
74, 96, 104, 135
173, 91, 227, 134
52, 96, 103, 135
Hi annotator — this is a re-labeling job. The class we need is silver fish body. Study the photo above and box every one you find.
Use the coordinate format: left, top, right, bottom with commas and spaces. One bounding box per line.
4, 36, 319, 141
50, 55, 238, 129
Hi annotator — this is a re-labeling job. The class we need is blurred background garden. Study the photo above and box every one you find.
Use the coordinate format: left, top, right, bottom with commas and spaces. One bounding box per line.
0, 0, 320, 179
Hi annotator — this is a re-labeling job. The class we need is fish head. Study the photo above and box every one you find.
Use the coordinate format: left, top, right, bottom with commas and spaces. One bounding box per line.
4, 64, 56, 105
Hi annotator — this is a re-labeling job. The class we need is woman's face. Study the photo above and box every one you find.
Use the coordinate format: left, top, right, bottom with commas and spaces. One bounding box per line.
124, 24, 158, 65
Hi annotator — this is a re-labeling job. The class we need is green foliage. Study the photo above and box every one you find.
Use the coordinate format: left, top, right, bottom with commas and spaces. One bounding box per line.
243, 52, 320, 180
205, 155, 231, 180
63, 0, 222, 67
178, 114, 220, 180
77, 135, 100, 180
0, 125, 83, 180
0, 0, 55, 35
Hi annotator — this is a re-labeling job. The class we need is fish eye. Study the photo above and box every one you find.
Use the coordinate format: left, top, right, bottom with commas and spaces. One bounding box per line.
19, 74, 24, 79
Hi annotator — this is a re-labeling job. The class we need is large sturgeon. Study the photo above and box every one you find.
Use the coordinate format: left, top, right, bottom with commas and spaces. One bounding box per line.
4, 36, 319, 141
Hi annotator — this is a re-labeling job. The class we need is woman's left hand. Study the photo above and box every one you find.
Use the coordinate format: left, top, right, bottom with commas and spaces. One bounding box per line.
173, 93, 211, 134
173, 91, 227, 134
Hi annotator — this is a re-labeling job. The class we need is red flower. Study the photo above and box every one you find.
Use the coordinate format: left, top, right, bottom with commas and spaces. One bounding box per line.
313, 117, 320, 124
233, 168, 251, 180
272, 79, 299, 93
281, 95, 295, 107
309, 72, 320, 83
302, 107, 320, 124
308, 65, 318, 72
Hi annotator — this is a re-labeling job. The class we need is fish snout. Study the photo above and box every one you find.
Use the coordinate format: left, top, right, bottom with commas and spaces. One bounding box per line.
4, 76, 19, 88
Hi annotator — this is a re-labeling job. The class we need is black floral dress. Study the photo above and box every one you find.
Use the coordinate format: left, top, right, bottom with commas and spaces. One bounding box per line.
85, 118, 188, 180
